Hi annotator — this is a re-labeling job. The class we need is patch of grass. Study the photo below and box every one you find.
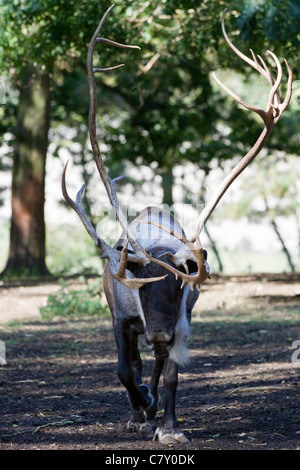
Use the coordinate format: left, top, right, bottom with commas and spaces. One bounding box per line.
39, 277, 110, 321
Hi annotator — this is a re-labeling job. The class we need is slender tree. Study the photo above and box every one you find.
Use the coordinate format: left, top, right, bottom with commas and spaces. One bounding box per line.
3, 65, 52, 275
0, 0, 113, 277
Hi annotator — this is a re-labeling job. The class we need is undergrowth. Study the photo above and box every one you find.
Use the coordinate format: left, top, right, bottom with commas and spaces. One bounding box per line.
39, 277, 110, 320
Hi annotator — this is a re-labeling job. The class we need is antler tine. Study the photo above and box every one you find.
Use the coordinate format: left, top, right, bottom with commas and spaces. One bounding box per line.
63, 160, 163, 289
280, 58, 293, 113
62, 160, 125, 262
93, 64, 125, 73
144, 241, 208, 292
256, 53, 274, 83
221, 9, 271, 83
264, 52, 283, 121
95, 37, 141, 49
113, 240, 168, 289
93, 33, 141, 73
140, 221, 209, 291
62, 160, 99, 245
256, 53, 282, 109
221, 8, 288, 117
212, 71, 267, 121
216, 10, 288, 127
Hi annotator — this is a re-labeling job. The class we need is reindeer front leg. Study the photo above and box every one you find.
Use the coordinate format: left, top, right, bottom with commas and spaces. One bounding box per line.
146, 358, 165, 420
114, 320, 154, 440
154, 358, 189, 444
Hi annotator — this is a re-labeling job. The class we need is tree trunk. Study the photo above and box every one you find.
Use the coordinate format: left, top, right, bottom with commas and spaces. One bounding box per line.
263, 196, 295, 273
270, 218, 296, 273
160, 165, 174, 207
2, 65, 51, 278
204, 225, 223, 273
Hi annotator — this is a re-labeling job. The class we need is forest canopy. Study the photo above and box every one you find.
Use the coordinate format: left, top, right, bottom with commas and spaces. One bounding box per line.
0, 0, 299, 277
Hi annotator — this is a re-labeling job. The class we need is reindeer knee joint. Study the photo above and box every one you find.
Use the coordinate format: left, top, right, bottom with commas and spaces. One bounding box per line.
118, 366, 134, 387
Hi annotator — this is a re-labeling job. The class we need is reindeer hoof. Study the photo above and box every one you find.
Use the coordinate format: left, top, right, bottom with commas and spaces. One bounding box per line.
153, 427, 189, 444
138, 422, 154, 440
127, 420, 154, 441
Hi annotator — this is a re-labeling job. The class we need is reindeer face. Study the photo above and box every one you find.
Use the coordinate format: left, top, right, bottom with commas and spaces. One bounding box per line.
137, 251, 184, 360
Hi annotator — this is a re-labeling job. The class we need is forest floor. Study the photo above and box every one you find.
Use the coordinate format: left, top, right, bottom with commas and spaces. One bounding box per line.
0, 273, 300, 451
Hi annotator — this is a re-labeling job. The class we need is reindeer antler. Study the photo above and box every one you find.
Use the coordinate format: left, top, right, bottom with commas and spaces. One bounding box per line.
62, 5, 171, 289
62, 7, 293, 292
193, 9, 293, 239
86, 4, 149, 263
140, 9, 292, 291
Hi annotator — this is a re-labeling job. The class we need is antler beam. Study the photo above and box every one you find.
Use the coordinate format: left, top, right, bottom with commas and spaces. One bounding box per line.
62, 4, 170, 288
86, 4, 148, 264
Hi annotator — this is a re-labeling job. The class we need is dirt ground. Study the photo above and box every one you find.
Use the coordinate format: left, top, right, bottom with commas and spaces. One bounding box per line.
0, 273, 300, 451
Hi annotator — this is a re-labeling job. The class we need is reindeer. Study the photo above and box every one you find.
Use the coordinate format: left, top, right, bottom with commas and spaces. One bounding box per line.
62, 5, 292, 444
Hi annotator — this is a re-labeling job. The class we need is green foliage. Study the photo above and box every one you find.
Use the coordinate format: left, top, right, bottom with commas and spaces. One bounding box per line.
1, 0, 298, 175
96, 1, 232, 176
39, 277, 110, 320
0, 267, 50, 281
237, 0, 300, 69
0, 0, 114, 74
0, 0, 299, 270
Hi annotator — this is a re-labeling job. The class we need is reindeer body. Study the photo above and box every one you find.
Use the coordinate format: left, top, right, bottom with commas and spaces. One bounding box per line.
103, 207, 201, 442
62, 4, 292, 445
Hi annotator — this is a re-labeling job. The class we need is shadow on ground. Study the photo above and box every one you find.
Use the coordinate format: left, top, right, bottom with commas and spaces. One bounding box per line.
0, 274, 299, 450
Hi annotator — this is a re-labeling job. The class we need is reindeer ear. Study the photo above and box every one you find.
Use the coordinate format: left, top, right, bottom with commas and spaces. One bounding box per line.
124, 261, 138, 275
115, 245, 136, 274
203, 249, 208, 261
116, 245, 135, 254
